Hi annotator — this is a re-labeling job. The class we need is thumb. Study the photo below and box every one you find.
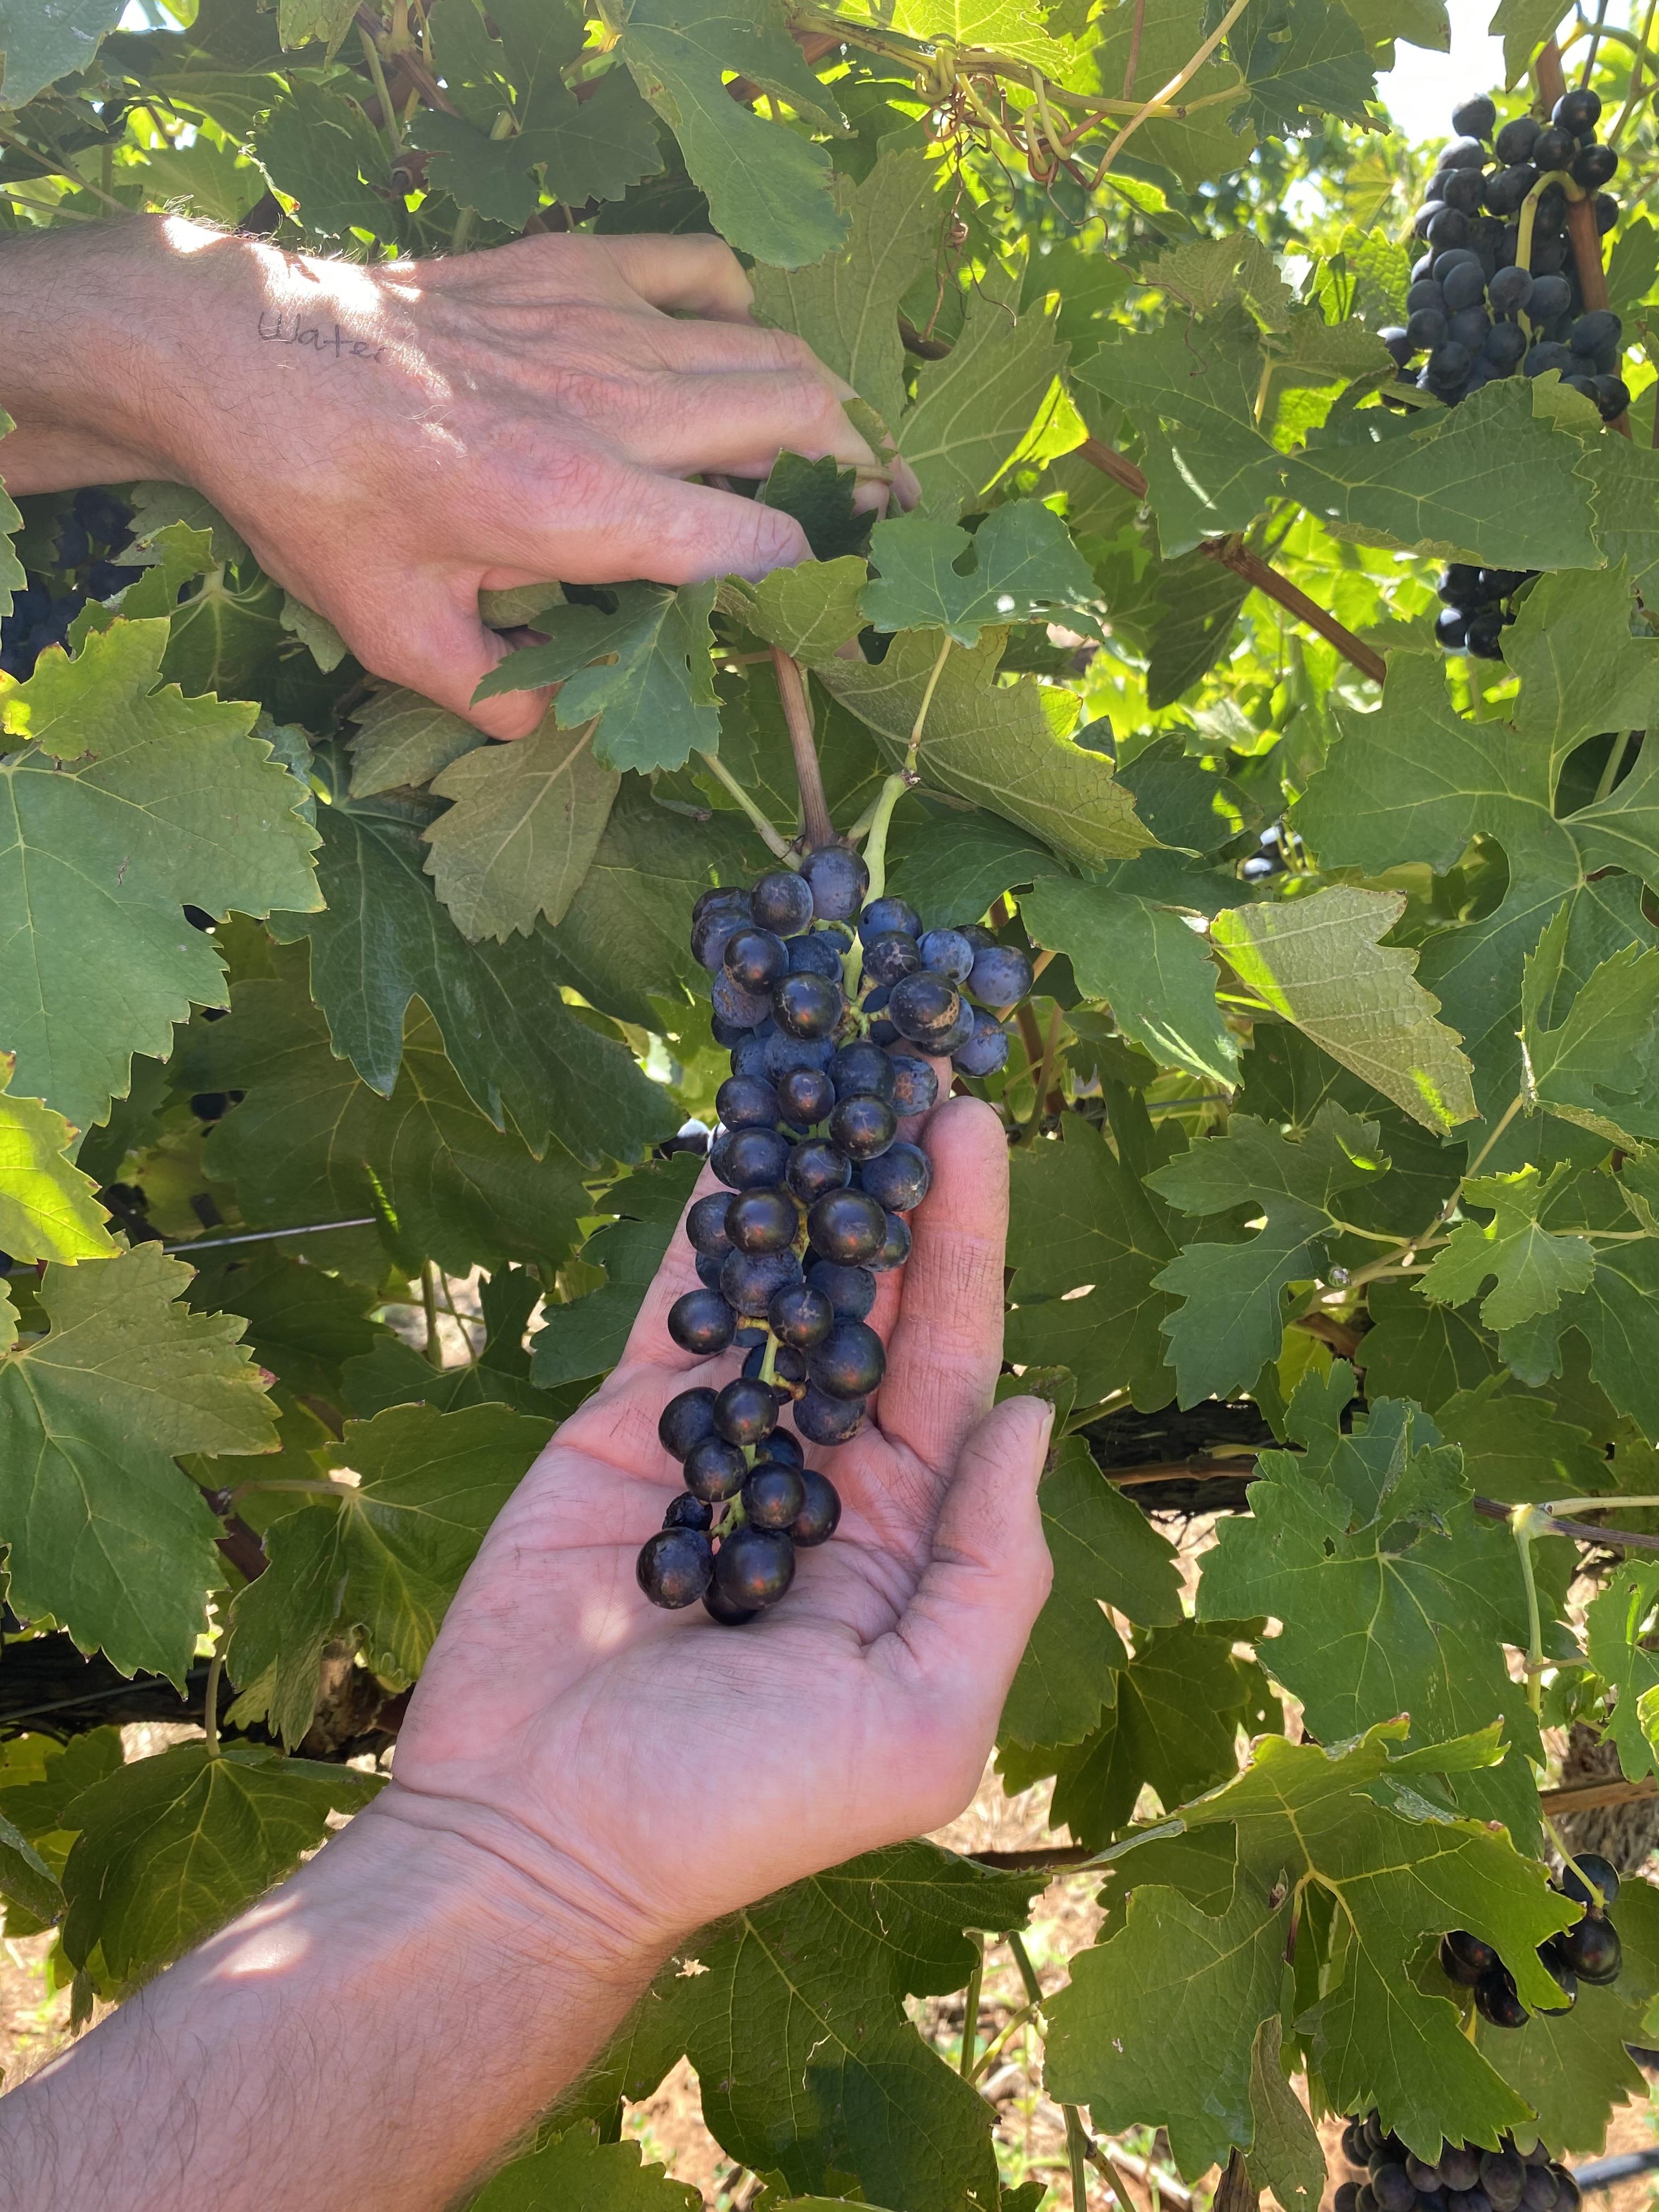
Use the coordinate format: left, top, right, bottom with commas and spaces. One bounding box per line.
898, 1393, 1056, 1710
340, 577, 551, 740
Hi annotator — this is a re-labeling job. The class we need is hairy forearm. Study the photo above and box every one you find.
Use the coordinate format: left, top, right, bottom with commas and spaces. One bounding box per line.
0, 1788, 664, 2212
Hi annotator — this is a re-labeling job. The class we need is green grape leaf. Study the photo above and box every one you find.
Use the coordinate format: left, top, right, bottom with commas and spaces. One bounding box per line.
1195, 1369, 1544, 1839
1147, 1104, 1386, 1404
758, 452, 868, 563
472, 583, 719, 774
0, 618, 320, 1132
1420, 1167, 1596, 1331
1433, 1380, 1605, 1505
564, 1843, 1043, 2212
1584, 1561, 1659, 1784
0, 0, 124, 109
1005, 1108, 1181, 1412
1073, 0, 1255, 185
885, 808, 1069, 928
416, 1, 659, 221
1144, 549, 1252, 710
543, 778, 763, 1030
1547, 1237, 1659, 1440
0, 413, 21, 615
1224, 0, 1376, 136
0, 1245, 275, 1686
854, 0, 1079, 71
348, 686, 483, 798
1015, 1621, 1268, 1849
423, 723, 620, 943
1360, 1277, 1500, 1408
751, 148, 940, 433
861, 501, 1097, 648
1522, 910, 1659, 1150
1046, 1724, 1576, 2175
60, 1742, 380, 1988
0, 1804, 63, 1928
276, 0, 356, 51
1020, 877, 1238, 1087
1476, 1875, 1659, 2154
466, 2125, 701, 2212
898, 273, 1071, 516
1000, 1435, 1181, 1753
607, 0, 845, 269
1213, 887, 1476, 1133
229, 1402, 551, 1742
1245, 2016, 1325, 2212
814, 629, 1151, 869
180, 951, 592, 1282
1489, 0, 1567, 82
253, 82, 400, 243
1504, 567, 1659, 783
271, 786, 672, 1168
531, 1154, 702, 1387
185, 1250, 379, 1409
738, 556, 868, 664
0, 1054, 117, 1263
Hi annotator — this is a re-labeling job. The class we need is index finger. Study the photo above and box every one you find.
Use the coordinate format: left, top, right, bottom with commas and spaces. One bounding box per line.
595, 233, 757, 321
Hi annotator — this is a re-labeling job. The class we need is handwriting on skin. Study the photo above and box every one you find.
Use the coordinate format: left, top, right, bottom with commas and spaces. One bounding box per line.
257, 312, 385, 361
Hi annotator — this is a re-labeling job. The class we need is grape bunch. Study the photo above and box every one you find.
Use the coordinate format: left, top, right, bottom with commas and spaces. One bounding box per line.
1335, 2114, 1581, 2212
0, 487, 141, 681
635, 843, 1037, 1627
1438, 1852, 1623, 2028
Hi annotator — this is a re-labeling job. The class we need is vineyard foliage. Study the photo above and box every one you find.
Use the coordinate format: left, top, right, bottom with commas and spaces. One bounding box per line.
11, 0, 1659, 2203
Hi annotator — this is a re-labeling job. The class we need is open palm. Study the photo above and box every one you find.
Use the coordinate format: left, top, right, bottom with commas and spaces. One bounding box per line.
390, 1094, 1054, 1951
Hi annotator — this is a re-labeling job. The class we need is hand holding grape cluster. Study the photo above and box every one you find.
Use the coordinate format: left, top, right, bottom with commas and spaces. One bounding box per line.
637, 845, 1036, 1627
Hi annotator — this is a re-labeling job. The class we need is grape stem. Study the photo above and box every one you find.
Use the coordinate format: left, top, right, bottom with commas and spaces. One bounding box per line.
695, 750, 797, 861
420, 1260, 444, 1367
1087, 0, 1252, 182
359, 23, 404, 151
1542, 1813, 1616, 1911
201, 1645, 223, 1758
1511, 1504, 1549, 1718
1592, 730, 1635, 804
958, 1934, 984, 2078
1339, 1090, 1526, 1292
771, 649, 836, 850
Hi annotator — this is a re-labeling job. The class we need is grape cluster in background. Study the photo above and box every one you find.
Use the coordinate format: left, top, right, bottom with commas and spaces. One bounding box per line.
0, 486, 138, 679
636, 845, 1036, 1626
1335, 2114, 1582, 2212
1439, 1853, 1624, 2028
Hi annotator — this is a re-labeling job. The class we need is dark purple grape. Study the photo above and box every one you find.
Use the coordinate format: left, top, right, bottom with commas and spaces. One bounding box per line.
806, 1188, 887, 1265
1448, 307, 1490, 350
1496, 115, 1541, 163
684, 1436, 747, 1500
1575, 143, 1617, 189
1407, 307, 1449, 350
1534, 123, 1575, 170
1373, 2169, 1414, 2212
887, 1053, 939, 1116
1441, 133, 1486, 167
1380, 326, 1413, 367
859, 1139, 930, 1214
861, 930, 922, 988
830, 1040, 896, 1101
1488, 263, 1532, 315
686, 1193, 733, 1257
1481, 2157, 1526, 2212
1442, 2153, 1480, 2194
1440, 167, 1486, 214
890, 969, 962, 1047
1427, 205, 1470, 249
664, 1491, 713, 1532
829, 1093, 896, 1162
1406, 2160, 1443, 2194
768, 1280, 832, 1348
859, 895, 921, 941
1484, 323, 1527, 371
1561, 1852, 1620, 1910
710, 1125, 791, 1190
724, 927, 788, 992
716, 1075, 780, 1129
730, 1032, 772, 1079
743, 1463, 805, 1529
930, 1002, 977, 1057
801, 845, 869, 922
807, 1259, 877, 1319
870, 1212, 911, 1271
719, 1248, 803, 1318
787, 1138, 852, 1202
1474, 1969, 1527, 2028
1560, 1913, 1621, 1984
637, 1528, 713, 1609
1536, 1959, 1576, 2013
715, 1523, 795, 1607
1427, 338, 1472, 386
1521, 2170, 1559, 2211
1435, 608, 1470, 651
1335, 2188, 1361, 2212
776, 1064, 834, 1127
725, 1187, 798, 1255
1440, 1929, 1498, 1985
968, 944, 1034, 1007
753, 1426, 804, 1469
795, 1385, 867, 1443
808, 1319, 885, 1400
695, 1251, 724, 1289
955, 1011, 1009, 1077
1441, 261, 1486, 312
791, 1468, 841, 1547
1525, 341, 1575, 378
1596, 191, 1619, 234
773, 972, 843, 1040
1554, 85, 1600, 134
714, 1376, 778, 1446
712, 969, 772, 1029
764, 1030, 836, 1084
1529, 272, 1572, 319
703, 1583, 759, 1627
659, 1387, 719, 1460
1484, 163, 1537, 217
1594, 374, 1632, 420
786, 931, 844, 980
668, 1288, 737, 1355
691, 893, 751, 969
918, 927, 975, 981
751, 868, 814, 935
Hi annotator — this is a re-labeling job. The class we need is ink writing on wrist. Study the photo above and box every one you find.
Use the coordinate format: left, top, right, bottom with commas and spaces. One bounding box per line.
257, 311, 385, 361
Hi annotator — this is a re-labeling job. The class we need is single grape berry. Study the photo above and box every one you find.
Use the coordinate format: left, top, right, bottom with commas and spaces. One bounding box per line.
860, 895, 921, 941
968, 944, 1035, 1007
1441, 261, 1486, 312
829, 1092, 898, 1162
808, 1319, 886, 1400
871, 1211, 912, 1271
691, 894, 752, 970
807, 1188, 888, 1265
1474, 1968, 1528, 2028
777, 1064, 834, 1127
765, 1030, 835, 1085
1561, 1852, 1620, 1910
795, 1385, 867, 1443
1407, 306, 1449, 351
710, 1125, 792, 1191
720, 1248, 803, 1318
1533, 123, 1575, 170
1372, 2168, 1415, 2212
1522, 2170, 1560, 2212
1485, 323, 1528, 371
751, 868, 814, 935
768, 1280, 834, 1350
1481, 2156, 1526, 2212
664, 1492, 714, 1532
1574, 142, 1618, 189
684, 1436, 747, 1502
1484, 163, 1538, 217
890, 969, 963, 1047
859, 1139, 931, 1214
802, 845, 869, 922
724, 927, 789, 993
1452, 93, 1497, 139
713, 1376, 778, 1447
712, 969, 772, 1030
1553, 85, 1601, 135
660, 1386, 719, 1460
807, 1259, 878, 1319
703, 1583, 759, 1627
786, 932, 843, 980
753, 1426, 804, 1469
888, 1053, 940, 1116
773, 971, 843, 1040
955, 1011, 1010, 1077
830, 1040, 897, 1101
716, 1525, 796, 1608
1495, 114, 1541, 163
686, 1192, 734, 1257
1435, 608, 1470, 651
743, 1463, 806, 1530
1441, 2151, 1481, 2194
787, 1138, 853, 1203
1488, 263, 1533, 316
725, 1187, 799, 1257
1594, 374, 1633, 421
1536, 1960, 1577, 2014
1560, 1913, 1621, 1984
636, 1528, 714, 1609
1405, 2159, 1443, 2194
731, 1032, 773, 1079
1380, 326, 1413, 368
695, 1251, 724, 1290
791, 1468, 842, 1547
862, 930, 922, 988
1440, 1929, 1498, 1985
667, 1288, 737, 1356
1334, 2188, 1360, 2212
1530, 272, 1573, 320
1439, 166, 1486, 213
715, 1074, 780, 1129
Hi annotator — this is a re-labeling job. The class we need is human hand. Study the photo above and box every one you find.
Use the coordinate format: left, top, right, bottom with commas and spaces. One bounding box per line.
385, 1093, 1054, 1962
1, 217, 887, 737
